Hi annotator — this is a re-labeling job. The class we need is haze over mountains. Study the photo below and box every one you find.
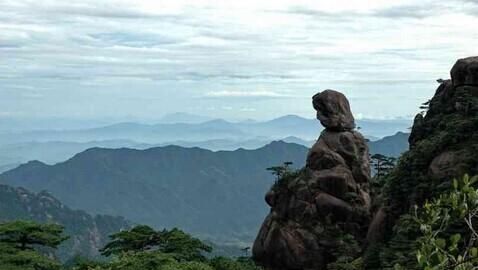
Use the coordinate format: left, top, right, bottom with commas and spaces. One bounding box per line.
0, 132, 409, 174
0, 136, 410, 244
0, 114, 411, 145
0, 113, 411, 172
0, 141, 308, 244
0, 111, 411, 251
0, 184, 130, 261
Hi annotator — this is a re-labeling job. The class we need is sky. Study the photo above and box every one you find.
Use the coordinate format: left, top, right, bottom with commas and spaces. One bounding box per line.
1, 0, 477, 123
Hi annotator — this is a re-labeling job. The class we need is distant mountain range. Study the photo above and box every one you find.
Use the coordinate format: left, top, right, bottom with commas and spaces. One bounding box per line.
0, 133, 410, 244
0, 141, 308, 244
0, 115, 411, 147
0, 184, 130, 261
158, 112, 214, 124
368, 131, 409, 157
0, 132, 409, 173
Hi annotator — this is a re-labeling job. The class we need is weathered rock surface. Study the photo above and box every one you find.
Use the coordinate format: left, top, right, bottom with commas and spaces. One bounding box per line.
365, 56, 478, 268
429, 150, 469, 180
451, 56, 478, 87
313, 90, 356, 131
253, 90, 370, 270
366, 207, 387, 244
254, 56, 478, 269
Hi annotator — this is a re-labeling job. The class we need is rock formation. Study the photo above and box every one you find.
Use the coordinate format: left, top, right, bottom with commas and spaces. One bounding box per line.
253, 89, 371, 269
365, 56, 478, 268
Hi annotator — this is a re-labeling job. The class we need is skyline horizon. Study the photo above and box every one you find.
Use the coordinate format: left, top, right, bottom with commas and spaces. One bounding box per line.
2, 1, 476, 122
0, 111, 419, 130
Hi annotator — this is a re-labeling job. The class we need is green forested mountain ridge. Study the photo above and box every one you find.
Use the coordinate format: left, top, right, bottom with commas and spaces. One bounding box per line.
0, 184, 130, 261
0, 132, 409, 246
368, 131, 409, 158
365, 56, 478, 268
0, 141, 308, 243
0, 131, 409, 174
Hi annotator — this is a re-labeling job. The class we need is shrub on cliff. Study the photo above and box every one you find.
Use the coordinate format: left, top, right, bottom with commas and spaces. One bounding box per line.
413, 175, 478, 270
371, 59, 478, 269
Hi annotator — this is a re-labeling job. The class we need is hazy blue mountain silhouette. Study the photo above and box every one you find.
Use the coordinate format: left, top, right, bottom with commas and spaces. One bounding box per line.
0, 115, 411, 146
0, 141, 307, 243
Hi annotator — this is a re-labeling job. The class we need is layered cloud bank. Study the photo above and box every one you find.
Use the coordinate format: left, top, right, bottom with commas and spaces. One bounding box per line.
1, 0, 477, 120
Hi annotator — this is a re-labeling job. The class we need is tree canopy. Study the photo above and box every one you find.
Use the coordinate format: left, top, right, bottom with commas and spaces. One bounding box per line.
0, 220, 68, 250
0, 220, 68, 270
100, 225, 161, 256
100, 225, 212, 262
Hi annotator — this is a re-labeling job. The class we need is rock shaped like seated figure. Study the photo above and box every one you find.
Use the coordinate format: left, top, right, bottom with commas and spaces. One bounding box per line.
313, 90, 356, 131
253, 90, 371, 270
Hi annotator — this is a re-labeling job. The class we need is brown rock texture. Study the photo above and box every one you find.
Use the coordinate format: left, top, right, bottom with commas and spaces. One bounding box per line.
313, 90, 356, 131
451, 56, 478, 87
365, 56, 478, 268
253, 89, 371, 270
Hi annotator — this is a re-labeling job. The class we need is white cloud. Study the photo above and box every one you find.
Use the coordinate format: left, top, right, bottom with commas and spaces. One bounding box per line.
0, 0, 476, 120
240, 107, 257, 112
204, 90, 290, 98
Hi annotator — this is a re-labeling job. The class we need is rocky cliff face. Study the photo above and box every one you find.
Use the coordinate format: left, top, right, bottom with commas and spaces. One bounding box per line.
385, 56, 478, 220
366, 56, 478, 268
253, 90, 371, 269
0, 184, 130, 261
253, 56, 478, 269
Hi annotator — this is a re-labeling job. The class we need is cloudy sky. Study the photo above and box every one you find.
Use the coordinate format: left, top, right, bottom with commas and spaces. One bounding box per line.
1, 0, 477, 123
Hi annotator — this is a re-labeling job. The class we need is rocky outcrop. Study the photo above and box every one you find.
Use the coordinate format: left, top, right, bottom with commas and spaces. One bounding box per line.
253, 90, 371, 270
451, 56, 478, 87
0, 184, 130, 261
408, 56, 478, 193
365, 56, 478, 268
313, 90, 356, 131
254, 56, 478, 270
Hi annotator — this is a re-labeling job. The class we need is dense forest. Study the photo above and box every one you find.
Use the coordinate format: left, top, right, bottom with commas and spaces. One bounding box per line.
0, 220, 260, 270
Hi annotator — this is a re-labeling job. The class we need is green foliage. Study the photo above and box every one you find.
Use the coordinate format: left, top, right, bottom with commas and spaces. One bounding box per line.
209, 257, 261, 270
102, 251, 178, 270
64, 256, 108, 270
0, 220, 68, 270
267, 162, 302, 188
266, 161, 294, 183
0, 220, 68, 250
160, 228, 212, 262
100, 225, 160, 256
77, 228, 261, 270
1, 142, 308, 245
369, 154, 396, 211
413, 175, 478, 270
163, 261, 214, 270
0, 184, 130, 262
0, 243, 62, 270
376, 86, 478, 269
0, 218, 260, 270
101, 225, 212, 262
70, 251, 213, 270
378, 214, 420, 269
371, 154, 397, 180
327, 234, 363, 270
69, 253, 261, 270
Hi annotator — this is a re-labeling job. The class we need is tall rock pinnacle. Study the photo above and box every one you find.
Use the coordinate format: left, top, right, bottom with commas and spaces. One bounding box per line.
313, 90, 356, 131
253, 89, 371, 270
